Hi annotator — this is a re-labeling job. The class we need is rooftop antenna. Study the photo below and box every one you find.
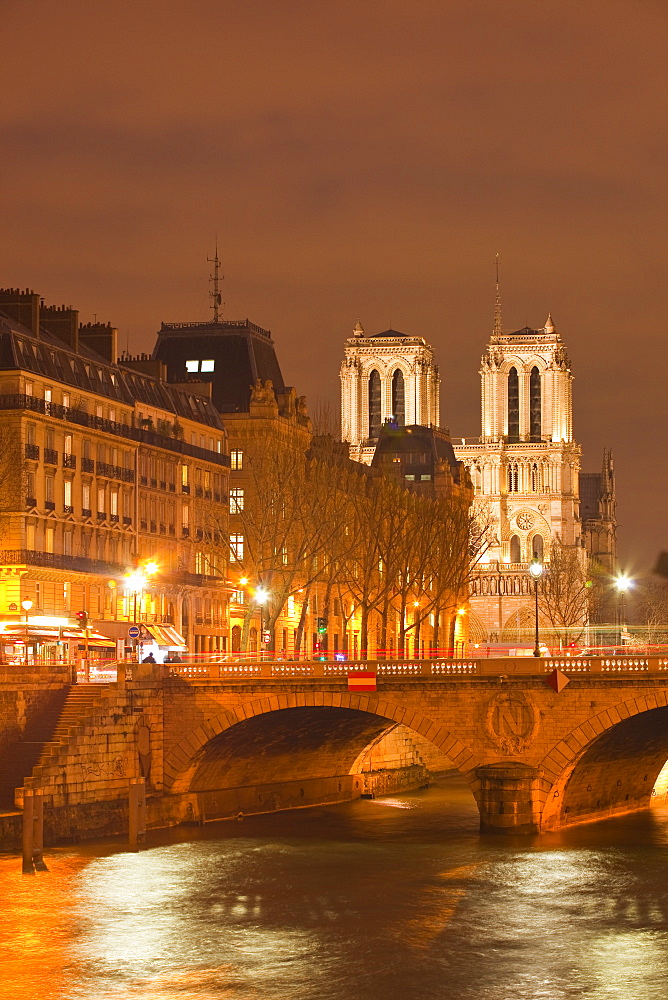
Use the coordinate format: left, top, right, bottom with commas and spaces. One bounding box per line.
493, 253, 502, 336
207, 238, 224, 323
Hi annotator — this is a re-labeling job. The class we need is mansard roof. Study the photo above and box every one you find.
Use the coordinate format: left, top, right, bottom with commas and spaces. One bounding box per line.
153, 318, 286, 413
372, 423, 463, 482
0, 310, 223, 430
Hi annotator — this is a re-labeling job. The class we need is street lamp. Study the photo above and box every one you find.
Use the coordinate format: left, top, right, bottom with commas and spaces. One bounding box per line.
255, 586, 269, 658
529, 560, 543, 658
125, 571, 148, 659
615, 574, 631, 649
21, 599, 33, 666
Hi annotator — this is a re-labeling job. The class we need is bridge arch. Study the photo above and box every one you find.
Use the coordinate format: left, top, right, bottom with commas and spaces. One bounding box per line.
539, 694, 668, 830
163, 692, 480, 799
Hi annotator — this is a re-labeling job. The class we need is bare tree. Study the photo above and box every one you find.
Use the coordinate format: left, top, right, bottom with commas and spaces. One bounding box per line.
539, 538, 590, 647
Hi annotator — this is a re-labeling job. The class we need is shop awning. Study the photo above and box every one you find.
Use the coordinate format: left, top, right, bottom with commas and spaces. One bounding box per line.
0, 624, 116, 648
140, 624, 187, 649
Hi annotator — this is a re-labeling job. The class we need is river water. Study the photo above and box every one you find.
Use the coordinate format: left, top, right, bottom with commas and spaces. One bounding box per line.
1, 775, 667, 1000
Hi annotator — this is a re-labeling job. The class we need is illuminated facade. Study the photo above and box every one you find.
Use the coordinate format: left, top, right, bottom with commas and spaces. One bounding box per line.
0, 288, 230, 662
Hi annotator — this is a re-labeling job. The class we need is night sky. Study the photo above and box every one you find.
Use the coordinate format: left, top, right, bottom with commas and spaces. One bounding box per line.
2, 0, 666, 572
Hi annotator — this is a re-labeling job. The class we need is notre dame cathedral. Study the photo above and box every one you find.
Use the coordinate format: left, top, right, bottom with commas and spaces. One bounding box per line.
339, 305, 616, 647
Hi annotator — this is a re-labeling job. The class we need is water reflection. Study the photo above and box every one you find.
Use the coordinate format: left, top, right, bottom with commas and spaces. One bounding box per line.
1, 777, 667, 1000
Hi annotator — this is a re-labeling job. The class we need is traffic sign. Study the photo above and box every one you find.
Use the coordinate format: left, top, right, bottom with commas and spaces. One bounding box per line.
128, 625, 141, 639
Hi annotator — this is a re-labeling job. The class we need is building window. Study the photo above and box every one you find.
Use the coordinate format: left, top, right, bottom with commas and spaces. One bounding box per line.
27, 423, 36, 445
368, 369, 381, 439
63, 581, 71, 608
200, 359, 215, 372
45, 475, 54, 502
62, 392, 69, 408
230, 488, 244, 513
64, 480, 72, 508
82, 483, 90, 510
26, 523, 35, 549
230, 450, 243, 471
507, 462, 519, 493
230, 533, 244, 561
64, 433, 72, 456
97, 486, 105, 515
45, 526, 55, 554
25, 381, 33, 396
507, 367, 519, 442
182, 504, 189, 528
110, 490, 119, 517
186, 360, 199, 372
530, 366, 541, 442
63, 532, 72, 556
181, 464, 189, 487
532, 534, 544, 561
232, 589, 245, 605
391, 369, 405, 426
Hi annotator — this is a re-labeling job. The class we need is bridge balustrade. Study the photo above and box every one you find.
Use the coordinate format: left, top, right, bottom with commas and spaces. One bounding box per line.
164, 655, 668, 682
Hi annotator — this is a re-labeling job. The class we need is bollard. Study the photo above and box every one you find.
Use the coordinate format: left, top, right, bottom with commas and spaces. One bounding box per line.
129, 777, 146, 850
32, 789, 48, 871
22, 789, 34, 874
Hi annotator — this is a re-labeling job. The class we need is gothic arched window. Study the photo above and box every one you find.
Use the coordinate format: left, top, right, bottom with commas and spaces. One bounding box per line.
531, 462, 539, 492
510, 534, 521, 563
391, 369, 405, 426
508, 367, 519, 442
368, 369, 381, 438
532, 534, 544, 561
530, 366, 541, 441
507, 462, 519, 493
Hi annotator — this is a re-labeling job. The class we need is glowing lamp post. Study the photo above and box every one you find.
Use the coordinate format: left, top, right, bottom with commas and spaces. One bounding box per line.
255, 586, 269, 659
529, 560, 543, 658
21, 599, 33, 666
615, 574, 631, 648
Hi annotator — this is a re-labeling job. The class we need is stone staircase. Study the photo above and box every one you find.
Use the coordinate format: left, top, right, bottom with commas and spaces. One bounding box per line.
0, 684, 107, 810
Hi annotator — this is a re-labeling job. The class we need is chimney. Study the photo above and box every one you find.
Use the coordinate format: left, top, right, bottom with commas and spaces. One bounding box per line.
78, 322, 118, 363
0, 288, 40, 335
40, 303, 79, 350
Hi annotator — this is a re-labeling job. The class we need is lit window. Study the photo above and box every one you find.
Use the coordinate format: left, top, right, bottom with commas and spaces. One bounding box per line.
25, 381, 33, 396
230, 533, 244, 561
404, 474, 415, 481
64, 434, 72, 456
110, 490, 118, 516
186, 360, 199, 373
97, 486, 105, 514
45, 526, 54, 554
200, 359, 215, 372
230, 449, 243, 471
62, 392, 70, 408
64, 480, 72, 507
82, 484, 90, 510
230, 489, 244, 513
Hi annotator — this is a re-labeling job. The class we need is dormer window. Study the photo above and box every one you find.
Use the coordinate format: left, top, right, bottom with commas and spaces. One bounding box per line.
186, 360, 199, 373
200, 359, 215, 372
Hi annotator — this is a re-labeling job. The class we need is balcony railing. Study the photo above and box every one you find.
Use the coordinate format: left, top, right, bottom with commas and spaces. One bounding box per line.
63, 454, 76, 469
0, 549, 126, 576
0, 394, 230, 467
44, 448, 58, 465
25, 443, 39, 460
81, 457, 95, 473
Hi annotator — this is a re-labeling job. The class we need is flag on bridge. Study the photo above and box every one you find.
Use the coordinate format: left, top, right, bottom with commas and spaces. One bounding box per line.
348, 671, 377, 692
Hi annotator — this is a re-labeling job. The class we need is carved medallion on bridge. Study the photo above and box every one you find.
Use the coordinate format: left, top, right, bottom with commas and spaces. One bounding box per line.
485, 691, 539, 755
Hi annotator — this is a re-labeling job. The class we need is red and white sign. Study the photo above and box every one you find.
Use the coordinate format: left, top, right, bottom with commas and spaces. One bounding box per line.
347, 671, 377, 692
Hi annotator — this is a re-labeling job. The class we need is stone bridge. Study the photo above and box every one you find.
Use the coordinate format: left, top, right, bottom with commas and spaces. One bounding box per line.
3, 654, 668, 846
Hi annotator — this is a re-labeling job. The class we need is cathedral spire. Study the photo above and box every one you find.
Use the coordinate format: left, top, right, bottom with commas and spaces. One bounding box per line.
493, 253, 502, 337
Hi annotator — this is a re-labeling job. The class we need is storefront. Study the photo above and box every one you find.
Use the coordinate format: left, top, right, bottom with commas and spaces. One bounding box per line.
136, 623, 188, 663
0, 617, 116, 666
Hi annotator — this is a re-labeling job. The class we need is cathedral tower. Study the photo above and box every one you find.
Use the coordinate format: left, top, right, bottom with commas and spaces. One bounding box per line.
453, 314, 584, 643
340, 322, 440, 464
